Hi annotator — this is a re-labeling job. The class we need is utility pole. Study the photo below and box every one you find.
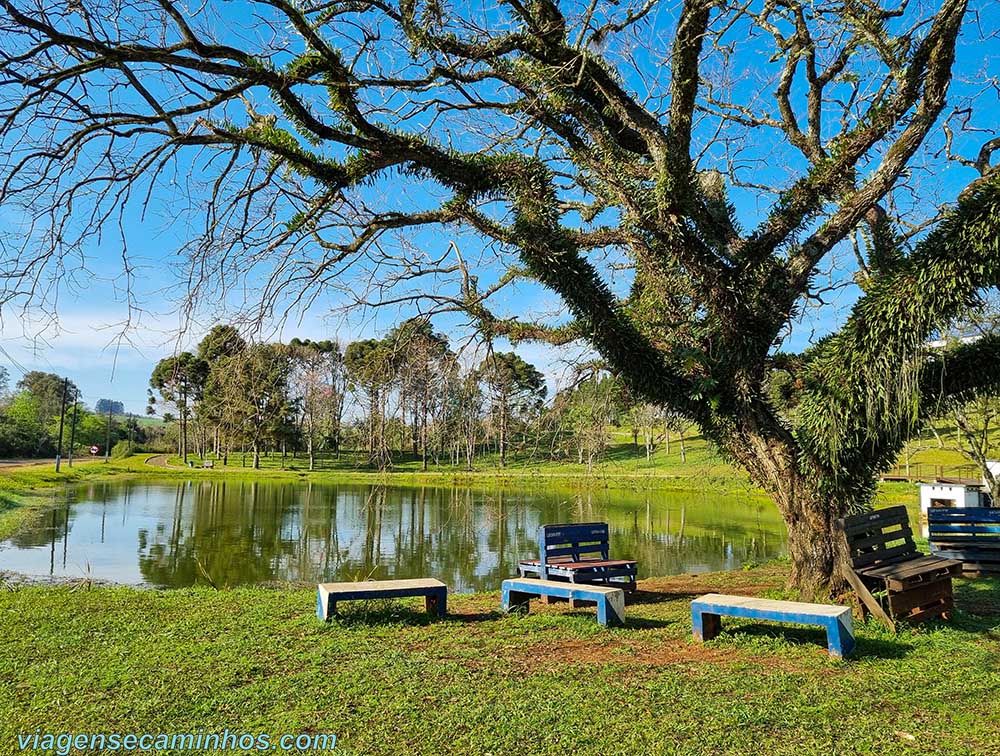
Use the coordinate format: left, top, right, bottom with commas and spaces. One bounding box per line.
127, 413, 134, 453
67, 390, 80, 467
54, 378, 69, 472
104, 401, 113, 462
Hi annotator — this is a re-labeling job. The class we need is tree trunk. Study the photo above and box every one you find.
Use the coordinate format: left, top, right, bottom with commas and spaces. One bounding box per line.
498, 403, 507, 468
773, 485, 852, 598
728, 431, 857, 598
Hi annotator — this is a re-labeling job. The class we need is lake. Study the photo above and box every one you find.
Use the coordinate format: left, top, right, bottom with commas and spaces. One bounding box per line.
0, 479, 787, 591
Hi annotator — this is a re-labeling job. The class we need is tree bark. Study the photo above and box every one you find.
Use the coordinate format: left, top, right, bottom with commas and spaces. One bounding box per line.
727, 429, 857, 597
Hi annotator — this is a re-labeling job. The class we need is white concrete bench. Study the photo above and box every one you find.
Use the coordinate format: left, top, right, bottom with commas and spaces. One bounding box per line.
691, 593, 855, 658
317, 578, 447, 621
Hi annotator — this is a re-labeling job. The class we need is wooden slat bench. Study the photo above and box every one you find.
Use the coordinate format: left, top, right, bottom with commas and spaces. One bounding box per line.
929, 507, 1000, 576
501, 578, 625, 627
691, 593, 855, 658
517, 522, 637, 592
317, 578, 447, 621
837, 505, 961, 629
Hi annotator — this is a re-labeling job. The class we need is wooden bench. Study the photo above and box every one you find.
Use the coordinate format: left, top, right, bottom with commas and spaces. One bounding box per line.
317, 578, 447, 621
837, 505, 961, 629
517, 522, 637, 592
501, 578, 625, 627
691, 593, 855, 658
929, 507, 1000, 576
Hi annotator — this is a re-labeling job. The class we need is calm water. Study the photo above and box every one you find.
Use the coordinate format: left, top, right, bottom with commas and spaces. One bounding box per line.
0, 479, 787, 591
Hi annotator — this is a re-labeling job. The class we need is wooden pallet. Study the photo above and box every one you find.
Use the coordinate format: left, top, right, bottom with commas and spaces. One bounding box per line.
837, 506, 961, 631
928, 508, 1000, 576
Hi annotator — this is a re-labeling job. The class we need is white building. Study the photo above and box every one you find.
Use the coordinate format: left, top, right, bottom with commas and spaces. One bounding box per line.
919, 482, 986, 514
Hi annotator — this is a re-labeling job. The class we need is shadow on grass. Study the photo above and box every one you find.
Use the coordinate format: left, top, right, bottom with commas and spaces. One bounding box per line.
955, 577, 1000, 617
327, 601, 506, 627
627, 589, 700, 606
716, 623, 914, 660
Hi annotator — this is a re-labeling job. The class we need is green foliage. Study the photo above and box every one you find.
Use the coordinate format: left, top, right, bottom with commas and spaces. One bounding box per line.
110, 440, 132, 459
0, 392, 51, 456
791, 176, 1000, 499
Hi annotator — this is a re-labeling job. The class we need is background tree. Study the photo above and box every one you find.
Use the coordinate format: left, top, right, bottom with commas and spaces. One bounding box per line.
564, 374, 619, 472
2, 0, 999, 592
0, 392, 50, 457
16, 372, 75, 424
934, 394, 1000, 500
198, 325, 249, 458
385, 320, 451, 470
345, 339, 393, 468
480, 352, 546, 468
288, 338, 342, 471
629, 402, 663, 462
150, 353, 208, 463
216, 344, 293, 469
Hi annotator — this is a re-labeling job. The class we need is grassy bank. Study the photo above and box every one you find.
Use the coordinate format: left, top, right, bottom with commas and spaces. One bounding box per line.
1, 565, 998, 755
0, 459, 159, 541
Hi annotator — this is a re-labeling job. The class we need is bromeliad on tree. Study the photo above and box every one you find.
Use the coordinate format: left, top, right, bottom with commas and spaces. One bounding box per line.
1, 0, 998, 594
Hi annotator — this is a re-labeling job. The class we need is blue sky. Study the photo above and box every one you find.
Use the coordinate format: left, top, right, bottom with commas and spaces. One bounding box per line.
0, 0, 996, 415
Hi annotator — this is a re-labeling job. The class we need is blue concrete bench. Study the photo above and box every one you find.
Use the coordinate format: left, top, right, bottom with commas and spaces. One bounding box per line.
317, 578, 447, 621
691, 593, 855, 658
501, 578, 625, 626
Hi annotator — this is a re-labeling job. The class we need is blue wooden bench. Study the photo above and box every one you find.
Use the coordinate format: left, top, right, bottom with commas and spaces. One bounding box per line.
691, 593, 855, 658
929, 507, 1000, 576
517, 522, 637, 591
501, 578, 625, 627
317, 578, 447, 621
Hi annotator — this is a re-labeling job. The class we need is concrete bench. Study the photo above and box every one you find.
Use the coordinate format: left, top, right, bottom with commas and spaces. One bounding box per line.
317, 578, 447, 621
691, 593, 855, 658
501, 578, 625, 627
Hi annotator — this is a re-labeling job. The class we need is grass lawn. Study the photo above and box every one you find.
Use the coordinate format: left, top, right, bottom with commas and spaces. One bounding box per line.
2, 565, 999, 755
1, 440, 995, 753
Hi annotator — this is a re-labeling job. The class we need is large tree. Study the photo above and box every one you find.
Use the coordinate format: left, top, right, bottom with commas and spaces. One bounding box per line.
480, 351, 547, 467
16, 372, 76, 422
150, 352, 208, 463
1, 0, 999, 592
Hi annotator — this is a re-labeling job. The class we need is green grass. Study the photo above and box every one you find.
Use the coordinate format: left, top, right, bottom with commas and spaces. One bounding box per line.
1, 566, 998, 755
168, 433, 747, 483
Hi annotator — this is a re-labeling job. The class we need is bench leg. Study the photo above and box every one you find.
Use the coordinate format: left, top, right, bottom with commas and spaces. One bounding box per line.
825, 614, 855, 659
692, 609, 721, 641
502, 588, 531, 615
425, 589, 447, 618
596, 593, 625, 627
317, 589, 338, 622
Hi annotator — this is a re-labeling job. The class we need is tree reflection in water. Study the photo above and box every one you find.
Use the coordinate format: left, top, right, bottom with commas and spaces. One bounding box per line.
0, 480, 787, 591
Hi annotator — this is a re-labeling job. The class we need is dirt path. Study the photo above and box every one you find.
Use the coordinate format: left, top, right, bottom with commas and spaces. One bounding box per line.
0, 459, 54, 468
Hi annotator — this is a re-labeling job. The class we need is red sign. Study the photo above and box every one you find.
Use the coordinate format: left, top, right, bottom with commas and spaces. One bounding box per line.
90, 446, 99, 455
